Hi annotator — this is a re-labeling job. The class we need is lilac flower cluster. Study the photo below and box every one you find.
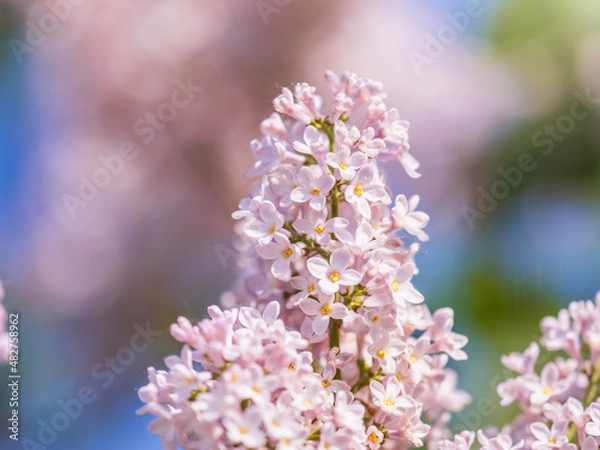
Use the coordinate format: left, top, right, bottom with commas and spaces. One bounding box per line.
440, 292, 600, 450
137, 302, 368, 449
138, 71, 470, 449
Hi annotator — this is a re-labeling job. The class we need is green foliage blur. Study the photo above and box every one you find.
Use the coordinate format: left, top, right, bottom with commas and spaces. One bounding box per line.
448, 0, 600, 430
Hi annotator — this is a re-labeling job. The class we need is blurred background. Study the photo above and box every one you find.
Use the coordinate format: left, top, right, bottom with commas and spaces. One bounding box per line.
0, 0, 599, 448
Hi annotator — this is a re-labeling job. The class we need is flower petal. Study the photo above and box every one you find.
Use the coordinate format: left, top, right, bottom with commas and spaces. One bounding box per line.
299, 298, 321, 316
272, 258, 291, 279
329, 303, 348, 320
256, 242, 282, 259
312, 315, 330, 335
340, 270, 362, 286
330, 248, 352, 272
307, 257, 330, 279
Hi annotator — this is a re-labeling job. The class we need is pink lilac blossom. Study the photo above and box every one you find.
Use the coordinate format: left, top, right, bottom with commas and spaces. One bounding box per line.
440, 292, 600, 450
138, 71, 470, 449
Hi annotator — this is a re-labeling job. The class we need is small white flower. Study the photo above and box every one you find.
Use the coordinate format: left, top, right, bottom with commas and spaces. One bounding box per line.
244, 201, 285, 243
246, 137, 285, 177
477, 431, 524, 450
325, 144, 367, 180
403, 337, 431, 382
223, 407, 266, 449
501, 342, 539, 375
299, 293, 348, 335
273, 87, 313, 124
290, 166, 335, 211
337, 221, 382, 253
386, 263, 424, 307
523, 362, 568, 405
290, 274, 320, 306
292, 208, 348, 246
344, 163, 390, 219
293, 125, 329, 158
256, 234, 301, 280
321, 361, 350, 393
307, 248, 362, 294
530, 421, 567, 449
365, 425, 384, 449
368, 331, 406, 373
261, 405, 303, 442
586, 403, 600, 436
392, 194, 429, 242
370, 377, 414, 414
358, 127, 385, 158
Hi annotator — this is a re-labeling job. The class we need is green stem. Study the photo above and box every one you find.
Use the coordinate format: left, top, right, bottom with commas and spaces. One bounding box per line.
329, 318, 340, 349
331, 191, 338, 217
351, 359, 373, 394
310, 118, 335, 153
288, 230, 331, 258
585, 356, 600, 406
329, 318, 342, 380
299, 237, 330, 258
313, 117, 345, 378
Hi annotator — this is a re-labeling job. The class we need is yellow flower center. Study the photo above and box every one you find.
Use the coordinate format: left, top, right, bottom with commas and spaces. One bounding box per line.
308, 284, 315, 293
312, 187, 321, 195
288, 363, 295, 371
391, 281, 400, 292
283, 248, 293, 258
542, 386, 553, 395
269, 225, 276, 234
315, 224, 325, 234
384, 399, 394, 407
396, 374, 403, 382
377, 350, 386, 359
354, 185, 364, 196
368, 432, 379, 443
339, 162, 348, 170
329, 272, 341, 282
372, 315, 379, 323
240, 427, 248, 434
549, 438, 556, 444
320, 304, 332, 315
252, 386, 261, 393
410, 354, 417, 363
322, 380, 330, 388
272, 420, 279, 428
230, 373, 237, 382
